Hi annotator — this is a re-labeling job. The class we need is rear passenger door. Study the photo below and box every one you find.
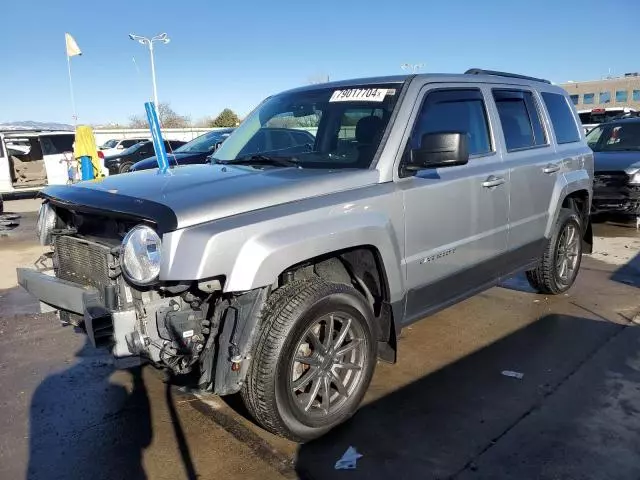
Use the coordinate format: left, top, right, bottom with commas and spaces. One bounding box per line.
490, 88, 555, 267
402, 87, 509, 323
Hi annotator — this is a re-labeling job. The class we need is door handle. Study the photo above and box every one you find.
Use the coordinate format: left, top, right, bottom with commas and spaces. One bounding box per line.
542, 163, 561, 174
482, 175, 505, 188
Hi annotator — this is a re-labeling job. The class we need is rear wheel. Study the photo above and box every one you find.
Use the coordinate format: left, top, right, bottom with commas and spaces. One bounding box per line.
241, 277, 376, 442
526, 208, 583, 294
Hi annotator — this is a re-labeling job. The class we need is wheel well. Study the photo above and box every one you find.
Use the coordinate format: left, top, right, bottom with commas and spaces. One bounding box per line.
279, 246, 396, 362
562, 189, 592, 254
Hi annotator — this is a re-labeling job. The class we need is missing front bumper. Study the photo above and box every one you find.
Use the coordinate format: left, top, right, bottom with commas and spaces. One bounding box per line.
17, 268, 137, 357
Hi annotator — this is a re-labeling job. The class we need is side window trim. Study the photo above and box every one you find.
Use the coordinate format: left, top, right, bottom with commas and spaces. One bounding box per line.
523, 90, 549, 147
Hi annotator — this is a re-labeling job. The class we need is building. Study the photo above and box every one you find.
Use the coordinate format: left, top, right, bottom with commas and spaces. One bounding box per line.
561, 73, 640, 110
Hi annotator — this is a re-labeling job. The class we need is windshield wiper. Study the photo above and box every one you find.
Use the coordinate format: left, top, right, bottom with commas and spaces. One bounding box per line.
215, 155, 300, 168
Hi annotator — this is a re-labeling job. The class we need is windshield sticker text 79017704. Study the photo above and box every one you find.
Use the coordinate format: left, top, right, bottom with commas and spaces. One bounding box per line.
329, 88, 389, 102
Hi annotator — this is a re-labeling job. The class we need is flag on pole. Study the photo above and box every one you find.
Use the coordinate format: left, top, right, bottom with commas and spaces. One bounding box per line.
65, 33, 82, 57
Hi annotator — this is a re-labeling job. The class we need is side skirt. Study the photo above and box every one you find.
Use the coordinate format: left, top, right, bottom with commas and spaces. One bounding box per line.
401, 239, 546, 328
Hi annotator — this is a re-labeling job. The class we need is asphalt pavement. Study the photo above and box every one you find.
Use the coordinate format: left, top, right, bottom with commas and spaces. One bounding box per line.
0, 201, 639, 480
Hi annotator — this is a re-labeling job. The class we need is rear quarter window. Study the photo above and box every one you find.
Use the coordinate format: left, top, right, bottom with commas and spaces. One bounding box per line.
541, 93, 581, 144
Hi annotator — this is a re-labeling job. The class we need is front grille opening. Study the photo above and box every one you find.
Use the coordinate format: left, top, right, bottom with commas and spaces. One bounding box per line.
54, 236, 114, 291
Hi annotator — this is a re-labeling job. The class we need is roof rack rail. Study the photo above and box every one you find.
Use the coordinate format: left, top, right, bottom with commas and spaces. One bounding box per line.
464, 68, 551, 85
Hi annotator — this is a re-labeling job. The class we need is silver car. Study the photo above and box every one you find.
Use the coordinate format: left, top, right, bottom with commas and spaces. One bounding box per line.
18, 69, 593, 441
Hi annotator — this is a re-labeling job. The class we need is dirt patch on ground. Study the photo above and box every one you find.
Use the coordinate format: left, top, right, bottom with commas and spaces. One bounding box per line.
590, 236, 640, 267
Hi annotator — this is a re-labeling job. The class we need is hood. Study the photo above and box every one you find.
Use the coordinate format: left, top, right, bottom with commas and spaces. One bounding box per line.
593, 151, 640, 172
132, 152, 207, 171
42, 164, 379, 231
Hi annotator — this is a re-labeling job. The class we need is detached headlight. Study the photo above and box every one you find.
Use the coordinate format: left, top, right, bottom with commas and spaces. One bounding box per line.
36, 202, 56, 245
121, 225, 162, 285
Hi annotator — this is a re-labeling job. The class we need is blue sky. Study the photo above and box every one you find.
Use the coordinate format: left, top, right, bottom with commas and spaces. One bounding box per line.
1, 0, 638, 125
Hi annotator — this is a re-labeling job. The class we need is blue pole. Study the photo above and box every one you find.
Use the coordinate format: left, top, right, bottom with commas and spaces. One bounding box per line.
144, 102, 169, 174
80, 155, 94, 180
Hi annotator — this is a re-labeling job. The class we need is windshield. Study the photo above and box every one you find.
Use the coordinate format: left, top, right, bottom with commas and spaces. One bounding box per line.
102, 139, 118, 148
212, 83, 403, 169
586, 123, 640, 151
174, 131, 230, 153
121, 141, 150, 155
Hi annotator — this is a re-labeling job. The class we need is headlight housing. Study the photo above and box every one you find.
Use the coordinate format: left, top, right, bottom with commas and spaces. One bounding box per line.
628, 169, 640, 185
36, 202, 56, 245
121, 225, 162, 285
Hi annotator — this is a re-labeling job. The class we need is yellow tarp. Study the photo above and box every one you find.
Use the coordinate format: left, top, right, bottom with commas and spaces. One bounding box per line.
73, 125, 103, 177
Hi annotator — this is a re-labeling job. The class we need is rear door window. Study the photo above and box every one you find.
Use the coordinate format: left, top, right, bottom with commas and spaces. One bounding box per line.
493, 90, 547, 151
541, 92, 581, 144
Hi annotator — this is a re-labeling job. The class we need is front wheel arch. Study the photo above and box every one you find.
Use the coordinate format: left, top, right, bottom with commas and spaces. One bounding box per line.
241, 277, 377, 441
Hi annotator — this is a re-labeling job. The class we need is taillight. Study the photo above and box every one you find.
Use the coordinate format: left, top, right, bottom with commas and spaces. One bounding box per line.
98, 151, 104, 159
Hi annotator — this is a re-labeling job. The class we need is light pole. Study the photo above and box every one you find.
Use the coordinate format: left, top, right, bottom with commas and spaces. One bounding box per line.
129, 33, 170, 107
401, 63, 424, 73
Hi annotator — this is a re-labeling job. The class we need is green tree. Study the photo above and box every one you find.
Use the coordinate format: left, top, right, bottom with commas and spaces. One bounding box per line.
211, 108, 240, 128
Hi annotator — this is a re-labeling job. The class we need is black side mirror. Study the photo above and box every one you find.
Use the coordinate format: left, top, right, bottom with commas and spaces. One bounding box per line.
405, 132, 469, 172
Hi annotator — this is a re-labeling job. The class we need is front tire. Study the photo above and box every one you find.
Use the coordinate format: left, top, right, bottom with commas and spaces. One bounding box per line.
526, 208, 583, 294
241, 277, 377, 442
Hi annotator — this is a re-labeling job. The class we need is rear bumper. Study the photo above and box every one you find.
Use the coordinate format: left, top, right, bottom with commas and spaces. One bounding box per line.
17, 267, 136, 357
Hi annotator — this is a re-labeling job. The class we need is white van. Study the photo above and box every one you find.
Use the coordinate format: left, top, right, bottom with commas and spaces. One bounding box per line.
0, 130, 77, 195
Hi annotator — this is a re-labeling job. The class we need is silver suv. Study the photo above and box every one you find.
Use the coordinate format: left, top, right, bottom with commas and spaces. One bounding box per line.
18, 69, 593, 441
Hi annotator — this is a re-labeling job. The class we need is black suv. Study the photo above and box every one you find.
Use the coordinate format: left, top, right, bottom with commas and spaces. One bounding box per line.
104, 140, 187, 175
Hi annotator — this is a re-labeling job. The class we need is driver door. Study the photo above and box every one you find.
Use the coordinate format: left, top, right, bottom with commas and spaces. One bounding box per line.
402, 86, 509, 323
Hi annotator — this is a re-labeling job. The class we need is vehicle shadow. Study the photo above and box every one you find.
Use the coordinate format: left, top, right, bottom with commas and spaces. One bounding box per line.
0, 212, 21, 234
26, 339, 152, 480
498, 273, 536, 293
294, 314, 632, 480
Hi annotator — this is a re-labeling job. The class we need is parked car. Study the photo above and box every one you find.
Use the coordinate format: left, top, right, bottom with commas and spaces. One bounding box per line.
18, 69, 593, 442
99, 138, 149, 157
0, 130, 75, 195
577, 107, 637, 134
130, 129, 234, 172
586, 117, 640, 216
104, 139, 187, 174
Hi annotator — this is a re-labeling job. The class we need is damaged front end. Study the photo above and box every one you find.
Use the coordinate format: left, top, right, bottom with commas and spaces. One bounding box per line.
592, 170, 640, 215
19, 199, 266, 396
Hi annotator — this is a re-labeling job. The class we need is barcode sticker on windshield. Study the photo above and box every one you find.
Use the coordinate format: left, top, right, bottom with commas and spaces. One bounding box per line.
329, 88, 388, 102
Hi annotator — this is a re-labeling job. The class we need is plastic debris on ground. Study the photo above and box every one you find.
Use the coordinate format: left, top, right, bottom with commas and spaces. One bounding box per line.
335, 446, 363, 470
501, 370, 524, 379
